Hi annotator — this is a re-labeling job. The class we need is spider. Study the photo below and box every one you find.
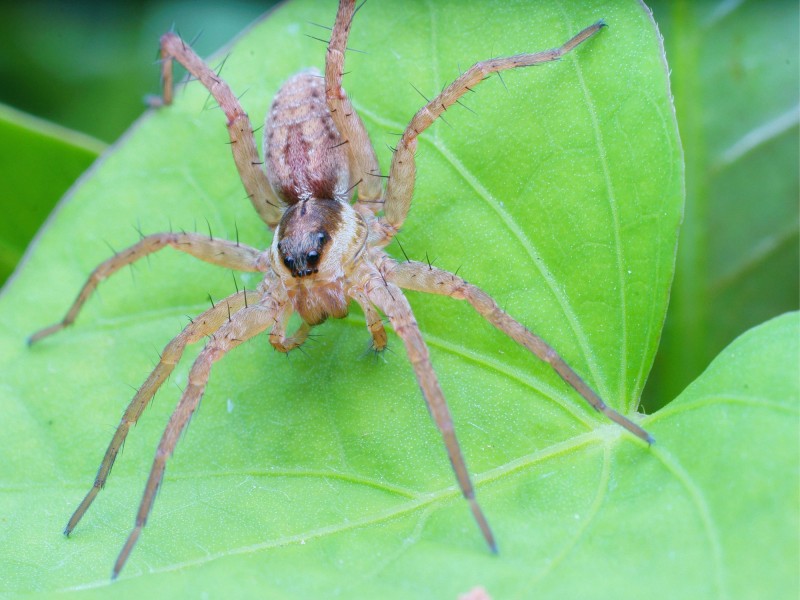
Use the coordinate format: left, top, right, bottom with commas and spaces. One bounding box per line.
30, 0, 653, 578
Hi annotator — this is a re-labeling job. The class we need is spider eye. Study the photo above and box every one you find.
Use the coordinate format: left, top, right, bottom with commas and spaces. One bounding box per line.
282, 256, 295, 270
306, 250, 320, 267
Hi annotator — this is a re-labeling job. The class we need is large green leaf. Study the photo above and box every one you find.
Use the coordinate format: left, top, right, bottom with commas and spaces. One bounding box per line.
0, 103, 104, 287
16, 0, 794, 597
644, 0, 800, 409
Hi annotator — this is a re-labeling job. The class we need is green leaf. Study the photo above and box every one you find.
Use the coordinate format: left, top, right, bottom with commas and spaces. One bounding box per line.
642, 313, 800, 600
12, 0, 777, 597
0, 103, 104, 286
644, 0, 800, 409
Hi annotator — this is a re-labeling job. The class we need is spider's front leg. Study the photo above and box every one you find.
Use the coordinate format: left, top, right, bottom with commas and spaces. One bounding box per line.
380, 21, 605, 235
29, 232, 264, 344
384, 259, 654, 443
113, 297, 282, 578
63, 289, 261, 538
269, 302, 312, 353
363, 276, 497, 552
325, 0, 383, 209
351, 289, 388, 351
159, 33, 283, 227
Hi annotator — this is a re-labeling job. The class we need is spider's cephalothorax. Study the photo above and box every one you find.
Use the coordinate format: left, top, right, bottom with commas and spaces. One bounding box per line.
276, 207, 333, 279
272, 196, 368, 325
30, 0, 652, 579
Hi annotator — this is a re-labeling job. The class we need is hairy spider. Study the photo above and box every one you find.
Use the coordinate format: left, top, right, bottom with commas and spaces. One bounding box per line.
30, 0, 653, 578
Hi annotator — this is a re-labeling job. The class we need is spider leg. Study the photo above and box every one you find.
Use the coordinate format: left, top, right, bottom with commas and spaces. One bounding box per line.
384, 259, 654, 444
350, 289, 388, 351
112, 298, 281, 578
268, 302, 311, 352
63, 289, 260, 537
29, 232, 265, 344
159, 33, 283, 227
364, 276, 496, 552
325, 0, 383, 209
381, 21, 605, 235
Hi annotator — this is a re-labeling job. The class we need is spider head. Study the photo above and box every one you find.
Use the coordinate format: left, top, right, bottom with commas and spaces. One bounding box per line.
273, 198, 341, 279
278, 232, 328, 278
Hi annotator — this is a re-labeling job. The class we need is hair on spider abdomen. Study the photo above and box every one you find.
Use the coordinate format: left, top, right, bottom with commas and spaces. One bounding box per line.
264, 71, 350, 206
28, 0, 652, 579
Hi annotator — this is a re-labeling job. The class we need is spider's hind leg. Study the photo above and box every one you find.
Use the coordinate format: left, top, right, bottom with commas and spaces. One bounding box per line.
364, 276, 496, 552
385, 260, 654, 444
113, 297, 281, 578
63, 289, 259, 538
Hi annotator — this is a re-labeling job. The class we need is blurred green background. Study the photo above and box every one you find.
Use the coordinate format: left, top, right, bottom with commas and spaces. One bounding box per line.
0, 0, 797, 412
0, 0, 272, 141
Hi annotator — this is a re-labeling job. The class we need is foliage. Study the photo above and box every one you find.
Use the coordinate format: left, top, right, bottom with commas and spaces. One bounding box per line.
644, 0, 799, 409
0, 1, 796, 598
0, 104, 103, 285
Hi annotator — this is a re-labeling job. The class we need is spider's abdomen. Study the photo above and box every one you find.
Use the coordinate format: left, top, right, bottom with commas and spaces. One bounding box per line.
264, 71, 350, 204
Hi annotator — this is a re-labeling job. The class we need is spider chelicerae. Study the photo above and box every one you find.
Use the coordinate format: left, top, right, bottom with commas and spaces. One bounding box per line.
30, 0, 653, 578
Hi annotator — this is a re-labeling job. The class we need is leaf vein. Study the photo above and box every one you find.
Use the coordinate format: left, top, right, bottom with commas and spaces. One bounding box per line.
649, 445, 728, 600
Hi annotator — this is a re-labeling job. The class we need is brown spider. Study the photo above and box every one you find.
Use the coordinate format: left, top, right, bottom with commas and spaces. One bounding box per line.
30, 0, 652, 578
